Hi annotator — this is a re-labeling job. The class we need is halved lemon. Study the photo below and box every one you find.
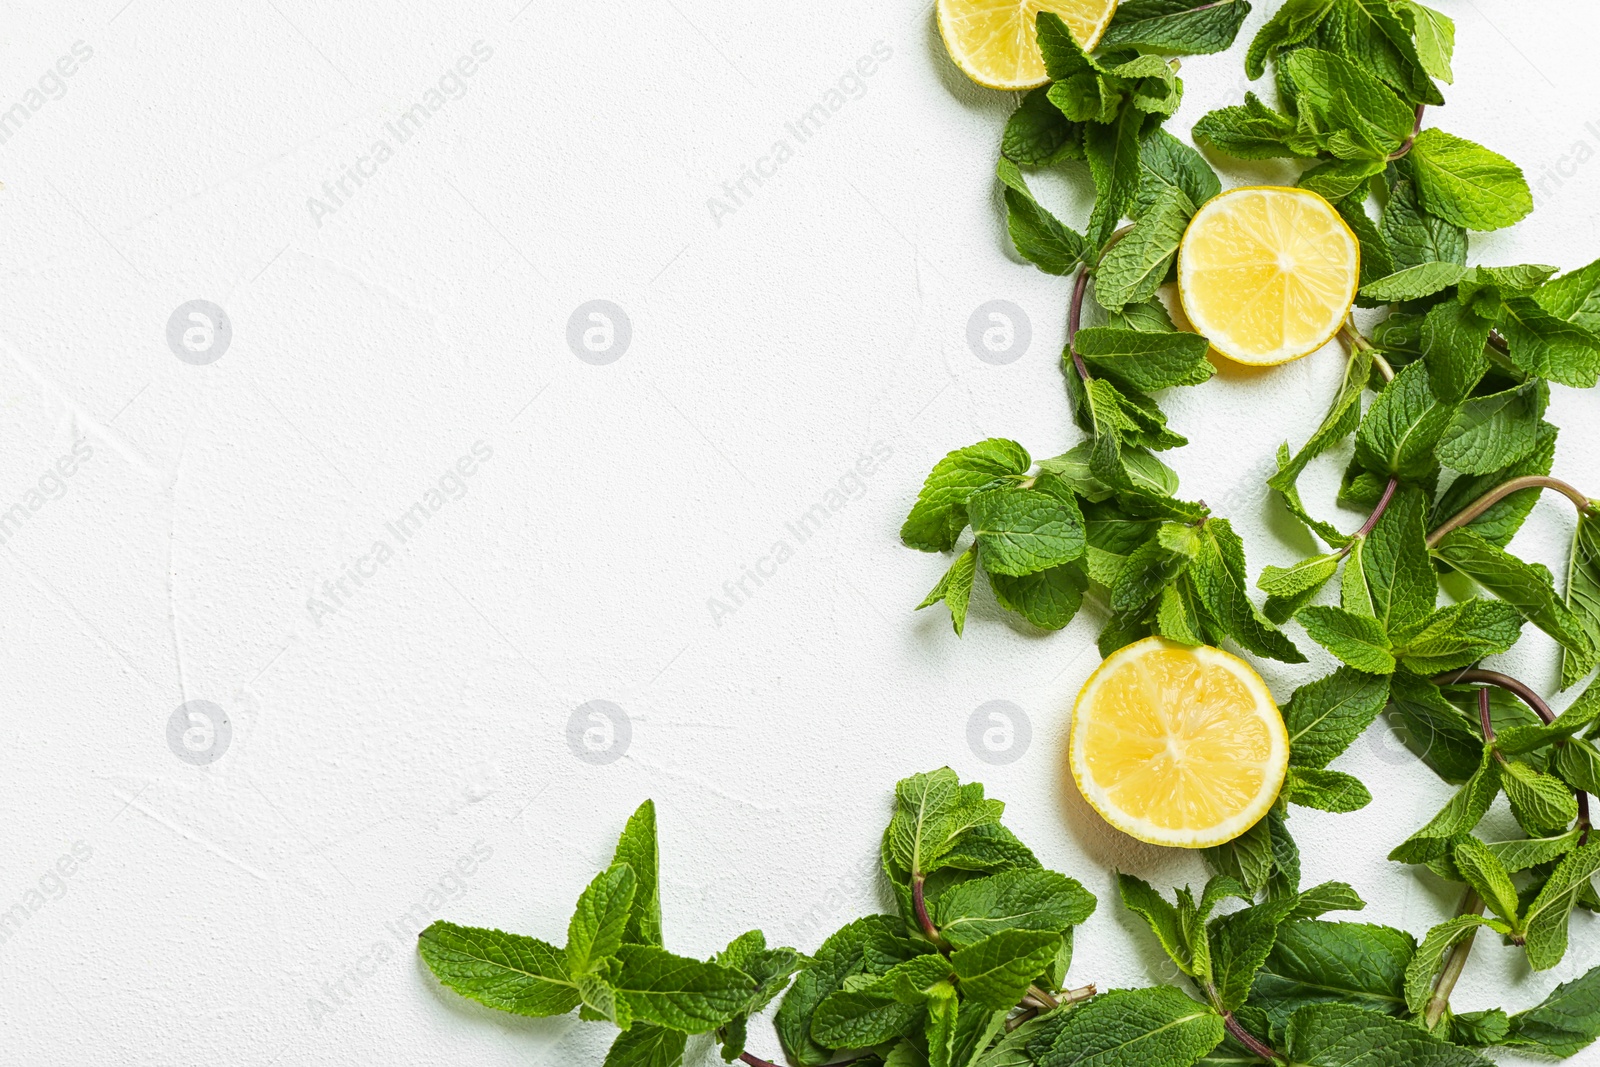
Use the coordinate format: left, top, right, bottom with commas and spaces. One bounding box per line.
1177, 186, 1360, 367
1069, 637, 1288, 848
936, 0, 1118, 90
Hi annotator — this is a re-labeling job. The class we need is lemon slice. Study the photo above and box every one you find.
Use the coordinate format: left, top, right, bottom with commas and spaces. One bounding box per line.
937, 0, 1119, 90
1176, 186, 1360, 367
1069, 637, 1288, 848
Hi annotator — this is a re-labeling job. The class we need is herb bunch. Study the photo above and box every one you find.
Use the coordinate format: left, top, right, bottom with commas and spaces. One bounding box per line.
415, 769, 1600, 1066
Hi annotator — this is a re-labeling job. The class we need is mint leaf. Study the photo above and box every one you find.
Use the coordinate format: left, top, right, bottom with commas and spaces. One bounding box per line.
1251, 920, 1413, 1030
951, 929, 1062, 1011
1203, 818, 1276, 897
1500, 758, 1579, 835
918, 547, 978, 636
968, 487, 1086, 576
418, 921, 581, 1017
568, 864, 638, 976
1245, 0, 1336, 79
611, 943, 751, 1032
1284, 766, 1372, 812
603, 1025, 687, 1067
1076, 327, 1215, 391
1505, 964, 1600, 1058
1556, 737, 1600, 795
1436, 379, 1546, 475
1286, 1003, 1491, 1066
903, 440, 1032, 552
1394, 1, 1455, 82
997, 158, 1091, 276
926, 983, 960, 1067
1318, 0, 1440, 104
1451, 837, 1520, 925
1259, 553, 1340, 619
1004, 87, 1084, 167
1497, 295, 1600, 388
1390, 597, 1524, 674
1381, 175, 1467, 272
1283, 49, 1416, 156
1359, 262, 1464, 302
1118, 874, 1194, 976
1535, 255, 1600, 334
1136, 127, 1221, 216
1298, 606, 1395, 674
1450, 1009, 1509, 1048
1386, 672, 1485, 783
1354, 360, 1454, 483
1524, 843, 1600, 970
1404, 915, 1503, 1015
1101, 0, 1252, 55
887, 769, 1003, 880
1389, 747, 1498, 862
776, 915, 902, 1065
1085, 105, 1146, 246
1210, 897, 1299, 1010
1487, 829, 1584, 873
1029, 986, 1224, 1067
1190, 518, 1306, 663
1284, 668, 1391, 769
1094, 192, 1193, 312
933, 869, 1096, 948
1430, 420, 1556, 548
988, 562, 1088, 631
1193, 93, 1304, 159
1566, 511, 1600, 687
811, 985, 923, 1049
1431, 529, 1594, 672
1364, 486, 1436, 634
1408, 128, 1533, 231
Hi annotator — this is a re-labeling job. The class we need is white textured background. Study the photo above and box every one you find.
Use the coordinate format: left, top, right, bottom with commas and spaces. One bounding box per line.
2, 0, 1599, 1063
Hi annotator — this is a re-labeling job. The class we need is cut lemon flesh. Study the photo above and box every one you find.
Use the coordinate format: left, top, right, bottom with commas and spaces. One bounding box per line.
1177, 186, 1360, 367
1069, 637, 1288, 848
937, 0, 1118, 90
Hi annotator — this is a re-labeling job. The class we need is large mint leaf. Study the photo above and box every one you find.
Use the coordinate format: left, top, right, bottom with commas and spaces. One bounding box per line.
603, 1025, 687, 1067
418, 921, 580, 1017
1353, 360, 1454, 483
1251, 920, 1413, 1030
611, 800, 663, 947
1075, 327, 1214, 392
1101, 0, 1252, 54
1003, 87, 1083, 167
1408, 128, 1532, 231
1030, 986, 1223, 1067
969, 486, 1086, 577
1505, 964, 1600, 1058
612, 943, 751, 1032
1094, 190, 1192, 312
567, 864, 637, 975
1522, 843, 1600, 971
951, 929, 1063, 1011
917, 547, 978, 637
902, 439, 1031, 552
1284, 668, 1391, 769
1298, 607, 1395, 674
997, 158, 1090, 276
776, 914, 903, 1065
933, 869, 1095, 948
1190, 518, 1305, 663
1286, 1003, 1491, 1066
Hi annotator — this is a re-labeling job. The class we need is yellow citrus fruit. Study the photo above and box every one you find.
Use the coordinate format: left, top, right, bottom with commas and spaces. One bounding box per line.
1176, 185, 1360, 367
1069, 636, 1288, 848
936, 0, 1118, 91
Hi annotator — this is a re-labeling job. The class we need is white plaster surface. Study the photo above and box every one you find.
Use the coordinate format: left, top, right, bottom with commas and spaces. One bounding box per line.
1, 1, 1599, 1063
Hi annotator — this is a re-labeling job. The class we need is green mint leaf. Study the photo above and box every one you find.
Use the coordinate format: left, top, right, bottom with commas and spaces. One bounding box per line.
887, 769, 1003, 879
1394, 1, 1455, 82
1298, 606, 1395, 674
1388, 747, 1498, 863
918, 547, 978, 636
579, 962, 632, 1028
1353, 360, 1454, 483
1284, 766, 1372, 812
1259, 553, 1340, 601
1251, 919, 1412, 1031
417, 921, 581, 1017
1266, 809, 1302, 900
567, 864, 638, 976
1118, 57, 1185, 118
988, 561, 1088, 631
1078, 326, 1215, 393
1269, 344, 1371, 541
1107, 296, 1180, 333
1288, 881, 1367, 921
1117, 873, 1194, 976
968, 486, 1086, 577
1210, 897, 1300, 1011
1556, 737, 1600, 795
1430, 529, 1595, 673
902, 439, 1032, 552
1287, 1003, 1492, 1066
1386, 672, 1485, 783
1381, 175, 1467, 272
1203, 817, 1276, 897
603, 1024, 687, 1067
1436, 378, 1546, 475
1191, 518, 1306, 663
1004, 87, 1084, 167
1049, 70, 1125, 125
950, 929, 1062, 1011
1430, 420, 1556, 549
1505, 963, 1600, 1058
1497, 295, 1600, 388
610, 800, 664, 948
936, 820, 1041, 875
1486, 829, 1584, 873
610, 943, 751, 1032
776, 915, 903, 1066
1283, 49, 1416, 155
1192, 93, 1303, 159
1299, 158, 1387, 201
933, 869, 1096, 948
1244, 0, 1335, 79
1341, 535, 1375, 616
1093, 193, 1193, 312
1337, 191, 1397, 302
997, 158, 1091, 276
1314, 0, 1441, 105
1390, 597, 1525, 675
1035, 11, 1098, 81
1404, 915, 1503, 1016
1416, 298, 1489, 406
1451, 837, 1520, 926
716, 931, 807, 1016
811, 985, 924, 1049
1029, 986, 1224, 1067
1136, 127, 1221, 216
1535, 255, 1600, 335
1449, 1009, 1509, 1048
1110, 528, 1197, 613
1284, 668, 1391, 769
1085, 104, 1146, 246
1408, 128, 1533, 231
1499, 758, 1579, 835
1566, 512, 1600, 687
926, 983, 960, 1067
1101, 0, 1252, 54
1359, 261, 1464, 302
1524, 843, 1600, 970
1364, 486, 1436, 634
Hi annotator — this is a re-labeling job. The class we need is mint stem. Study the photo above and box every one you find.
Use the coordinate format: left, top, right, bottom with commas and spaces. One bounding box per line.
1204, 981, 1285, 1063
1386, 104, 1426, 160
1424, 887, 1485, 1029
912, 875, 940, 945
1069, 265, 1091, 382
1353, 477, 1399, 540
1426, 475, 1594, 548
1337, 321, 1393, 381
